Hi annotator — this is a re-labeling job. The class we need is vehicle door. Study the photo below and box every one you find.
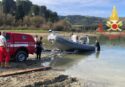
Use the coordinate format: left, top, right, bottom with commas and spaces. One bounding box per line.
5, 32, 14, 57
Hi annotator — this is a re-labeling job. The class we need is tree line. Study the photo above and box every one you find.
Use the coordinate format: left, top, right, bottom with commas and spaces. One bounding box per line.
0, 0, 71, 30
2, 0, 116, 32
60, 15, 107, 26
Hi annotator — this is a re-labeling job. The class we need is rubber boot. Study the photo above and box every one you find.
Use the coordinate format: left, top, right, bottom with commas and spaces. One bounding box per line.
5, 62, 10, 68
0, 62, 4, 68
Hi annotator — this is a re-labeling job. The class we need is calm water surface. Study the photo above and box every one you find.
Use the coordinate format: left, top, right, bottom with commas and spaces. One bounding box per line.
63, 46, 125, 87
46, 35, 125, 87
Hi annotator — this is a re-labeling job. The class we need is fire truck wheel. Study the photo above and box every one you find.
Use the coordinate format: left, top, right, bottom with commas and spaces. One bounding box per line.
15, 51, 28, 62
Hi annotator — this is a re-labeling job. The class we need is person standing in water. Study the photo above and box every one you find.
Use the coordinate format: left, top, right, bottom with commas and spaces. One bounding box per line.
95, 39, 100, 51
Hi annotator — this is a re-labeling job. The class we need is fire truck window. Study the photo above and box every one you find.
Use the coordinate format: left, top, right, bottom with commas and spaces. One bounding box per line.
5, 34, 10, 40
22, 35, 27, 40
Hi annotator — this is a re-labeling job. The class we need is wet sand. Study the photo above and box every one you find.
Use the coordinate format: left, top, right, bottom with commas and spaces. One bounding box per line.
0, 70, 80, 87
0, 55, 80, 87
0, 32, 102, 87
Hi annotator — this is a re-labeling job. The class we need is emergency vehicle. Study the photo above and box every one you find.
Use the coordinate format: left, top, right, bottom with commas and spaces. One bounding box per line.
2, 32, 35, 62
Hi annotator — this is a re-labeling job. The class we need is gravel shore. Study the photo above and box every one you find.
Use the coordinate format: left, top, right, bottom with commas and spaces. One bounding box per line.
0, 70, 80, 87
0, 55, 80, 87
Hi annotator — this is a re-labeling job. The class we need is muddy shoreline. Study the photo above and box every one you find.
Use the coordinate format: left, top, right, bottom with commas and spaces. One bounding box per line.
0, 54, 81, 87
0, 32, 99, 87
0, 70, 80, 87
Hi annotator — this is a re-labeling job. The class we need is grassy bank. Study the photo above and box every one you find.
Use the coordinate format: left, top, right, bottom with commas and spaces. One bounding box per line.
1, 28, 48, 33
0, 28, 103, 38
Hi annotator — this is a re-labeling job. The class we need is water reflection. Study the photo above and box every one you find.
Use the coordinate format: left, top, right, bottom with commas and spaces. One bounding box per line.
43, 34, 125, 67
98, 34, 125, 47
95, 51, 100, 59
41, 51, 95, 69
41, 57, 54, 67
43, 35, 125, 87
61, 35, 125, 87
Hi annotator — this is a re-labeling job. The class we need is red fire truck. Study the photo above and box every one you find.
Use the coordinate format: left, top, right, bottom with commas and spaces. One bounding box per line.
3, 32, 35, 62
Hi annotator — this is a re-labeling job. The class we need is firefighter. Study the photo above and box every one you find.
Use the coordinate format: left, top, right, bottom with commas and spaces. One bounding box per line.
36, 36, 43, 60
34, 35, 38, 42
95, 39, 100, 51
47, 30, 56, 44
0, 32, 10, 68
71, 33, 78, 43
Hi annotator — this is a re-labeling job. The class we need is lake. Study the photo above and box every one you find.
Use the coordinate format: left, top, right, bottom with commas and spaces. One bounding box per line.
47, 35, 125, 87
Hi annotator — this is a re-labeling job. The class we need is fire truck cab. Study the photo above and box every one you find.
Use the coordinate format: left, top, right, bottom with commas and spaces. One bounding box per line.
2, 32, 35, 62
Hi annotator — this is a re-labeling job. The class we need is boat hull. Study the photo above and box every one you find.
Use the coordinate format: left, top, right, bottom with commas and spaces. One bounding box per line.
54, 36, 95, 52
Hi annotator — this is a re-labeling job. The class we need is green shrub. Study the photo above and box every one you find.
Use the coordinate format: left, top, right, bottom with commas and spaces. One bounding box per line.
53, 20, 71, 31
30, 16, 45, 28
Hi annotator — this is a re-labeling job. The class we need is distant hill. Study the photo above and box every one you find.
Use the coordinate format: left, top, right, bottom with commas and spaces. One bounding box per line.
60, 15, 107, 26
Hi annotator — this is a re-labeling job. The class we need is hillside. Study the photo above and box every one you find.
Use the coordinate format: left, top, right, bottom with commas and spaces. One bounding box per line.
60, 15, 107, 26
